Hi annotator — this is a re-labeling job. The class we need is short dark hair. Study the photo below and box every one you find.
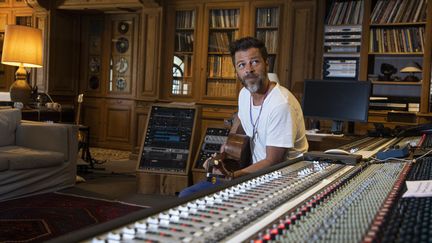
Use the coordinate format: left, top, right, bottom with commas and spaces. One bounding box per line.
229, 36, 268, 63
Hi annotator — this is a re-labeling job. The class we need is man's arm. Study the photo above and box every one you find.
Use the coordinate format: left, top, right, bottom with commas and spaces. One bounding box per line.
229, 113, 245, 135
231, 146, 287, 178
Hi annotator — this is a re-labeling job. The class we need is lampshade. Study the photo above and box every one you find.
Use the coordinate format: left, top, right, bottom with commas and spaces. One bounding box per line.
1, 25, 43, 68
1, 25, 43, 106
400, 66, 422, 73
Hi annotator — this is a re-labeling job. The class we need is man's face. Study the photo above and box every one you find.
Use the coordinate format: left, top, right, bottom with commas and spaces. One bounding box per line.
234, 47, 268, 93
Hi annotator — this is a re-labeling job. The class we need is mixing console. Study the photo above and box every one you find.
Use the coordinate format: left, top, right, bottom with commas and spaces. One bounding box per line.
51, 136, 432, 243
376, 157, 432, 243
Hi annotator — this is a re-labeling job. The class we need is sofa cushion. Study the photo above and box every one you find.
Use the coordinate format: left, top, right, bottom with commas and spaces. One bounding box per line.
0, 108, 21, 146
0, 155, 8, 172
0, 146, 64, 170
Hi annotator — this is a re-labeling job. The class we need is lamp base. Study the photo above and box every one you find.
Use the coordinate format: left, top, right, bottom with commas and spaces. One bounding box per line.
10, 79, 32, 105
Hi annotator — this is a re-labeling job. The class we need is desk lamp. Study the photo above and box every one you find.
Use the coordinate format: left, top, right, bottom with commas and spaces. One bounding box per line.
1, 25, 43, 105
400, 65, 422, 82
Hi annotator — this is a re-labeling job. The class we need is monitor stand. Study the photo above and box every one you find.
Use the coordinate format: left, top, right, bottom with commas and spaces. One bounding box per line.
331, 120, 343, 135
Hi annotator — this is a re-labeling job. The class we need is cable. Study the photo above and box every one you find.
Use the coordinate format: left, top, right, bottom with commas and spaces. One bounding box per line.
369, 157, 413, 163
369, 148, 432, 164
44, 92, 55, 103
412, 148, 432, 162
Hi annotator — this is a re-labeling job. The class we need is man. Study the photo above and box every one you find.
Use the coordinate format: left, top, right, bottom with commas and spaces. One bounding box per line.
179, 36, 308, 197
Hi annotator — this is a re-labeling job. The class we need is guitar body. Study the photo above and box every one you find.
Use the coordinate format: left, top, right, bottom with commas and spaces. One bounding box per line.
222, 133, 251, 171
209, 133, 251, 174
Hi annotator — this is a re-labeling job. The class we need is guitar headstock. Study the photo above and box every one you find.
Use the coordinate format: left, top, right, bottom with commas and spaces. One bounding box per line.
77, 94, 84, 103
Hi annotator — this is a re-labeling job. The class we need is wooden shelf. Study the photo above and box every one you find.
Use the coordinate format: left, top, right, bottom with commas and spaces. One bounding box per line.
371, 81, 422, 85
369, 22, 426, 27
368, 52, 423, 55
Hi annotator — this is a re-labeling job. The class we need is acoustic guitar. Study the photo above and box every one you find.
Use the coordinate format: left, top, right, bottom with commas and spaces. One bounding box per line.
75, 94, 85, 143
206, 133, 251, 182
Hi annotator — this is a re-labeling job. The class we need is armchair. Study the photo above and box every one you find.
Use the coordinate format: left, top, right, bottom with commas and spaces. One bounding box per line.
0, 108, 78, 201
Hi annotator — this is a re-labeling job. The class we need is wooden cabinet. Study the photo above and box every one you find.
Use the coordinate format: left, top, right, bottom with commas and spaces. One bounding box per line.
79, 14, 139, 98
362, 0, 431, 124
136, 7, 162, 99
170, 8, 196, 97
82, 97, 134, 150
104, 99, 133, 148
161, 0, 300, 104
252, 2, 283, 74
200, 3, 246, 103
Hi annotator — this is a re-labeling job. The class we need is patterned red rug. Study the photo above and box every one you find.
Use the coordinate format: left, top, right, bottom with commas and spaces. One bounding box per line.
0, 192, 147, 242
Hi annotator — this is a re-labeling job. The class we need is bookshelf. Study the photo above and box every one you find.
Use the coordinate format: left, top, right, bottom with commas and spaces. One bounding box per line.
321, 0, 432, 125
203, 7, 240, 100
254, 5, 281, 73
362, 0, 432, 123
323, 0, 364, 80
171, 9, 196, 96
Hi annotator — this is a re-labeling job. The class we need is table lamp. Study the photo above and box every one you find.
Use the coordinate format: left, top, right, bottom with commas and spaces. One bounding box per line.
400, 65, 422, 82
1, 25, 43, 105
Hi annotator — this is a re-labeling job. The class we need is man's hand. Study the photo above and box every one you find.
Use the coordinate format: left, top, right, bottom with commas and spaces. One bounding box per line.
203, 153, 232, 178
203, 153, 216, 171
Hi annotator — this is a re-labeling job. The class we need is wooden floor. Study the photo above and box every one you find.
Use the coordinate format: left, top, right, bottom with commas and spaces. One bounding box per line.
61, 156, 178, 208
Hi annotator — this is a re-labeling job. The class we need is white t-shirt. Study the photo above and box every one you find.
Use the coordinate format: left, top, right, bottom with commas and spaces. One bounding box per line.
238, 82, 308, 163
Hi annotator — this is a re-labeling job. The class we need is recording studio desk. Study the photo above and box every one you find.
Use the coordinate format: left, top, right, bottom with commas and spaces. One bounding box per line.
306, 132, 359, 151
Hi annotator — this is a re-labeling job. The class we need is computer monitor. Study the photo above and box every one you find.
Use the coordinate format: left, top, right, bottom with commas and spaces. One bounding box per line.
302, 79, 371, 134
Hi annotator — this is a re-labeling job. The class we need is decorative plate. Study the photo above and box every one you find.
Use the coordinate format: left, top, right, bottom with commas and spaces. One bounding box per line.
115, 57, 128, 74
116, 77, 126, 90
115, 37, 129, 53
118, 22, 129, 34
89, 76, 99, 90
89, 57, 100, 73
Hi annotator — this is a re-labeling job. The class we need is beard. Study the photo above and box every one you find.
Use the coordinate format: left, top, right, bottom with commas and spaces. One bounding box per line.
240, 73, 263, 93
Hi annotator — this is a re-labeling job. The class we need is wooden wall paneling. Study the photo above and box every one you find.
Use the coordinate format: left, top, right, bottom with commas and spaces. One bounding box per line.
0, 0, 9, 7
11, 0, 27, 7
314, 0, 325, 79
31, 11, 49, 92
131, 101, 152, 156
358, 0, 371, 81
0, 9, 16, 92
281, 0, 317, 100
0, 10, 13, 91
159, 5, 176, 100
137, 7, 162, 99
0, 10, 9, 29
82, 97, 105, 146
57, 0, 145, 10
47, 10, 80, 97
200, 105, 237, 132
103, 98, 134, 150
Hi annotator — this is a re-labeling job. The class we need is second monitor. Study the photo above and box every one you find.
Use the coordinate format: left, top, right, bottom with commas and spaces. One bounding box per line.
302, 79, 371, 134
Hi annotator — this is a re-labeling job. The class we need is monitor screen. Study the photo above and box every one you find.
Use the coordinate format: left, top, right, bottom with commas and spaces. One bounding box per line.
302, 79, 371, 123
